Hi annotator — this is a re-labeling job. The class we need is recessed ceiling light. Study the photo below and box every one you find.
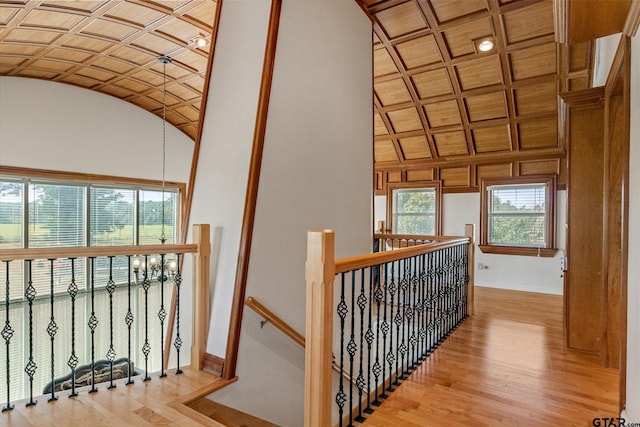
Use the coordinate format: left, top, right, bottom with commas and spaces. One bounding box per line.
195, 36, 207, 47
478, 39, 494, 52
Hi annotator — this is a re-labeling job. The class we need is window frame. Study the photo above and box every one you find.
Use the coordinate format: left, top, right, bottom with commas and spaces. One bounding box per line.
479, 175, 557, 257
0, 166, 184, 299
386, 181, 442, 236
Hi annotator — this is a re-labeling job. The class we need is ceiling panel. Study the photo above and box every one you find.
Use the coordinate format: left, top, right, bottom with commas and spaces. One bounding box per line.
395, 35, 441, 69
472, 125, 511, 153
375, 1, 427, 39
399, 136, 430, 160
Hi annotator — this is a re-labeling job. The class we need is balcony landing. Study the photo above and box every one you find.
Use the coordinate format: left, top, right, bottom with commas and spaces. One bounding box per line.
1, 366, 232, 426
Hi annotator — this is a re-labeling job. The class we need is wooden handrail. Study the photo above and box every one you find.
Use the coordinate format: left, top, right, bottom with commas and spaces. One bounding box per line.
0, 244, 198, 261
245, 297, 305, 347
336, 237, 469, 273
245, 295, 356, 385
374, 232, 460, 241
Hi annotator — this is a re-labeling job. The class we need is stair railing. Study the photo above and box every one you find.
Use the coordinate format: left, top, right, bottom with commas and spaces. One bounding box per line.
0, 224, 210, 411
304, 225, 474, 427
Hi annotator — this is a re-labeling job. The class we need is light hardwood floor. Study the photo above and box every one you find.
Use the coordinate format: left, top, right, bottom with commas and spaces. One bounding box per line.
363, 286, 619, 427
2, 367, 233, 426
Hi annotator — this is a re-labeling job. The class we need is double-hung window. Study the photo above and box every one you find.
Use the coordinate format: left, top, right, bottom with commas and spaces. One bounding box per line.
388, 182, 441, 235
479, 175, 556, 256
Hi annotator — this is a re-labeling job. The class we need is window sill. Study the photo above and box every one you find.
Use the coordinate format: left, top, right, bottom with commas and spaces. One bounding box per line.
478, 245, 558, 257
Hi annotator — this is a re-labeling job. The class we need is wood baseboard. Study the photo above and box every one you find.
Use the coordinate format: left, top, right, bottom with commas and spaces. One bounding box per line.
202, 352, 225, 377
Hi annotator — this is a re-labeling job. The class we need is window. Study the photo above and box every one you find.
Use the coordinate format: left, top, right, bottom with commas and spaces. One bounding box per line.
388, 182, 441, 235
479, 175, 556, 257
0, 175, 181, 298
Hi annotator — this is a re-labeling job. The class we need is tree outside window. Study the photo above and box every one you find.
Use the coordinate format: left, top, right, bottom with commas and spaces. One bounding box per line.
388, 182, 441, 236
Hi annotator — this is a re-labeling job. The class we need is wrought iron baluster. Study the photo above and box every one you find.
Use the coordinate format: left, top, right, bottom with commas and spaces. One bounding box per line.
386, 260, 396, 392
456, 245, 461, 321
88, 257, 98, 393
444, 247, 450, 337
371, 262, 383, 406
174, 254, 183, 374
347, 272, 357, 427
142, 255, 151, 381
158, 253, 167, 378
427, 251, 435, 355
2, 260, 14, 411
463, 244, 469, 320
436, 249, 444, 346
404, 257, 413, 374
364, 265, 375, 414
67, 258, 79, 397
106, 256, 117, 389
419, 253, 427, 361
47, 259, 58, 402
24, 259, 37, 406
395, 259, 406, 384
408, 255, 418, 371
336, 273, 347, 427
355, 268, 367, 423
125, 256, 134, 385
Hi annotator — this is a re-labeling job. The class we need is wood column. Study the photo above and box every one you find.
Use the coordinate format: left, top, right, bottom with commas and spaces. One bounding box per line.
191, 224, 211, 370
304, 230, 335, 427
560, 88, 605, 356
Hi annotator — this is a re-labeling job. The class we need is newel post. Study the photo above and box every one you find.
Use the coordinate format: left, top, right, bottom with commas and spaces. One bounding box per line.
191, 224, 211, 370
304, 230, 335, 427
465, 224, 475, 316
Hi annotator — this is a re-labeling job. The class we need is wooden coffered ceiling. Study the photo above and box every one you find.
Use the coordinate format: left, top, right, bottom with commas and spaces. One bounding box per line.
0, 0, 217, 141
361, 0, 563, 169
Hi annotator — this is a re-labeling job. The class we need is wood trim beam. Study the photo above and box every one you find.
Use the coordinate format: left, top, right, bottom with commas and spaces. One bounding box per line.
223, 0, 282, 381
624, 0, 640, 36
374, 148, 565, 170
0, 165, 185, 193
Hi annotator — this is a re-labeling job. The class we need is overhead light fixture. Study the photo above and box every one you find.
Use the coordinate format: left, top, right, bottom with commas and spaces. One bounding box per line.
157, 55, 171, 245
190, 35, 208, 48
477, 38, 494, 52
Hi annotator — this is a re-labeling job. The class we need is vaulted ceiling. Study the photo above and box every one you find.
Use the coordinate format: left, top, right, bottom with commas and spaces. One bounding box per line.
361, 0, 561, 169
0, 0, 590, 180
0, 0, 217, 141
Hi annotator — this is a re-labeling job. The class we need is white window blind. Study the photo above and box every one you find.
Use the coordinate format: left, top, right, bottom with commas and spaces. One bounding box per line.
90, 187, 135, 247
487, 183, 546, 247
29, 183, 86, 295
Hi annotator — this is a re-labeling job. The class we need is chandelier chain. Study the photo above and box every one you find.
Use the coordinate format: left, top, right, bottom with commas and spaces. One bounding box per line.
159, 56, 171, 244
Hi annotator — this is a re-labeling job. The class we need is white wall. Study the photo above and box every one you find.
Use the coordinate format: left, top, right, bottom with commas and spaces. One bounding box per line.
0, 77, 193, 183
375, 190, 567, 295
209, 1, 372, 425
593, 33, 623, 87
625, 34, 640, 422
185, 0, 272, 357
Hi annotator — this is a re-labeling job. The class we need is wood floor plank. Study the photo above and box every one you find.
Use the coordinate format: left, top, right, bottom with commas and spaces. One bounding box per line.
2, 367, 230, 426
362, 286, 619, 427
